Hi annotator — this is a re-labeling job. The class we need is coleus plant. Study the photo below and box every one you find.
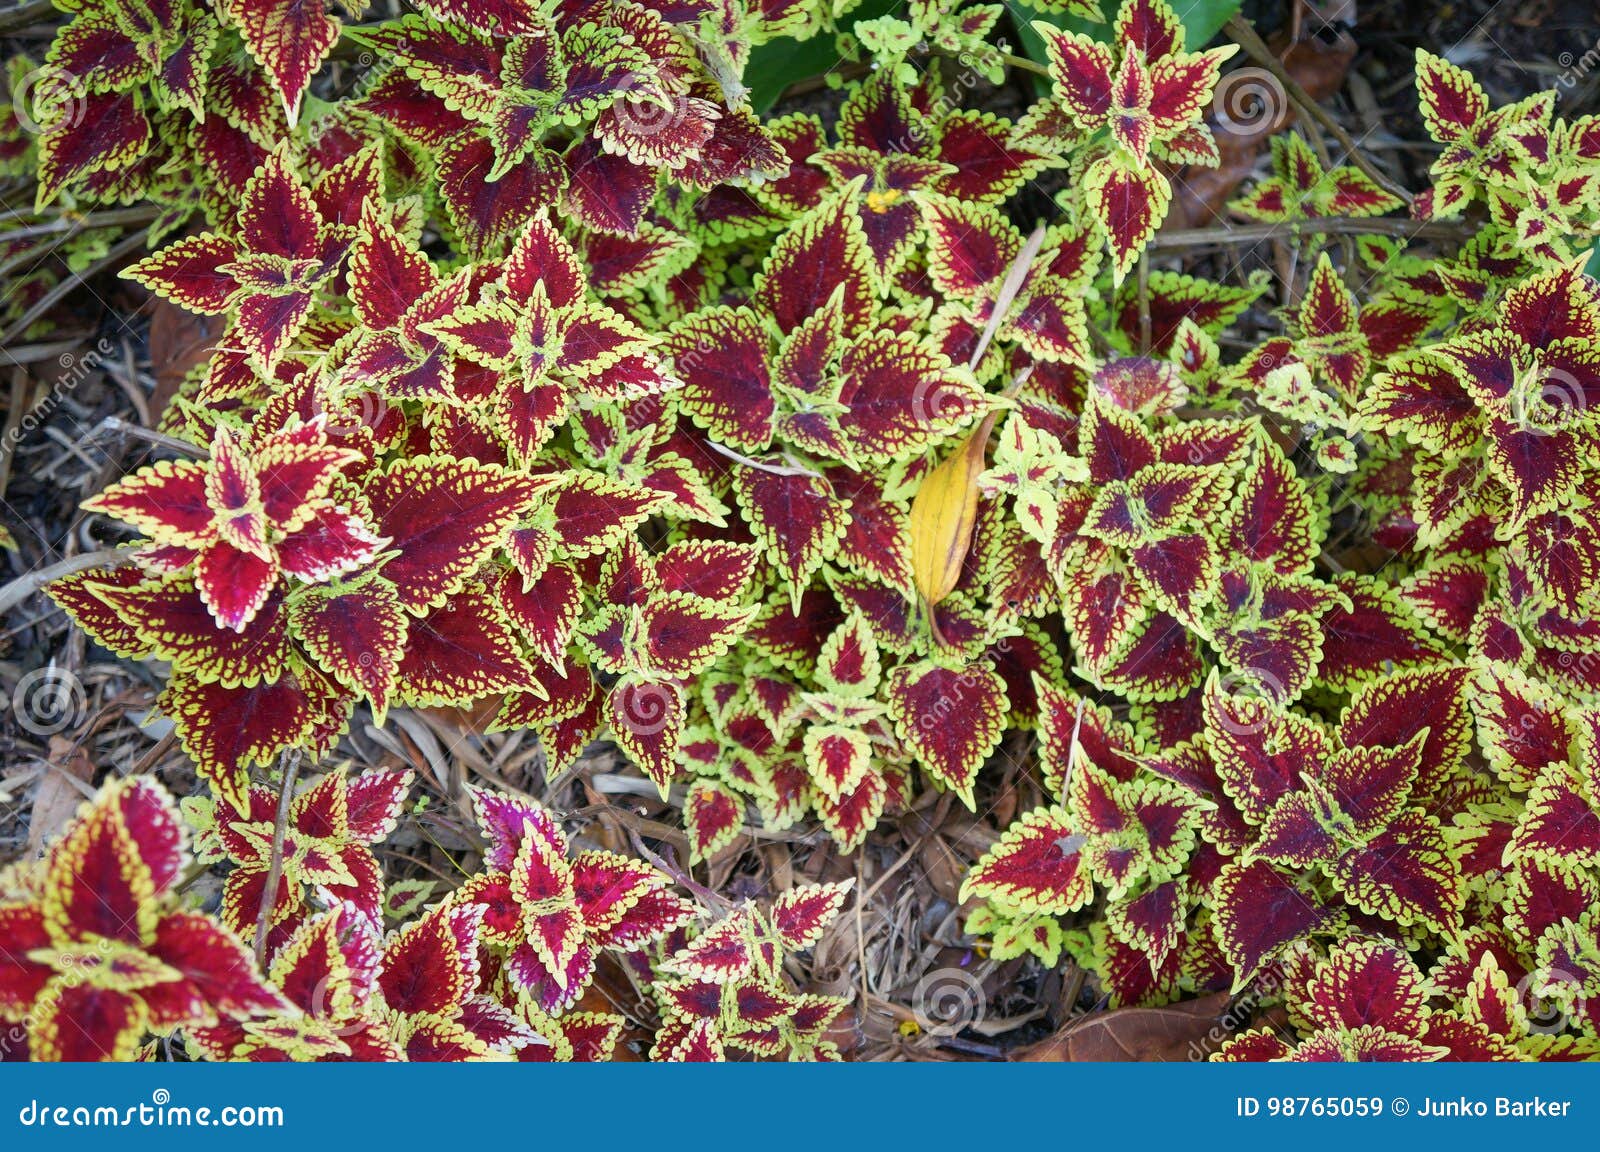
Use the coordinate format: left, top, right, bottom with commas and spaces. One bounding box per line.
446, 786, 697, 1016
1023, 0, 1237, 279
0, 779, 286, 1061
183, 766, 415, 955
187, 900, 542, 1062
12, 0, 1600, 1062
0, 772, 855, 1062
643, 879, 854, 1060
1214, 936, 1600, 1061
1231, 131, 1404, 225
941, 8, 1600, 1054
25, 0, 824, 235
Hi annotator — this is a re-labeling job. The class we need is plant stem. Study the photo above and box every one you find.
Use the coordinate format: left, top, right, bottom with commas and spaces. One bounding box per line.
704, 438, 822, 478
1136, 252, 1152, 355
1001, 52, 1051, 78
254, 749, 303, 967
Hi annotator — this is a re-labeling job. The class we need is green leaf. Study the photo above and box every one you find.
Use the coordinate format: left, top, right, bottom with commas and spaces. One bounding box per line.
746, 0, 901, 113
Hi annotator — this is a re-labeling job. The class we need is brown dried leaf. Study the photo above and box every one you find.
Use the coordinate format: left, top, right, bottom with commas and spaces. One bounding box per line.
146, 296, 223, 425
1011, 991, 1234, 1062
918, 837, 966, 906
1273, 18, 1357, 107
27, 738, 95, 855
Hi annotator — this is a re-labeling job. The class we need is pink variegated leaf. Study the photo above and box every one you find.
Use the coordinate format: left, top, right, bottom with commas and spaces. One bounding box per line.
734, 467, 847, 600
394, 588, 537, 708
753, 195, 876, 334
662, 911, 757, 983
1415, 49, 1488, 145
803, 724, 873, 802
1107, 877, 1188, 973
608, 676, 685, 795
225, 0, 340, 122
366, 457, 542, 613
961, 806, 1092, 916
638, 592, 755, 679
815, 769, 886, 853
1084, 156, 1170, 284
1203, 671, 1330, 825
684, 779, 743, 864
886, 660, 1006, 806
469, 786, 566, 872
1510, 762, 1600, 866
770, 881, 854, 952
1327, 809, 1463, 936
287, 579, 408, 723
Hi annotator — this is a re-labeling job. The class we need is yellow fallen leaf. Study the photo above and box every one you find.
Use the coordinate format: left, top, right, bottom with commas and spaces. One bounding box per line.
909, 223, 1046, 615
908, 410, 999, 608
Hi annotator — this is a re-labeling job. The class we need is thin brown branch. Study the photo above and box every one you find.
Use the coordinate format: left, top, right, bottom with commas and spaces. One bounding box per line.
0, 206, 160, 244
1146, 215, 1472, 252
0, 544, 141, 615
94, 415, 205, 457
0, 230, 147, 347
626, 827, 730, 912
0, 0, 55, 36
1224, 14, 1412, 206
